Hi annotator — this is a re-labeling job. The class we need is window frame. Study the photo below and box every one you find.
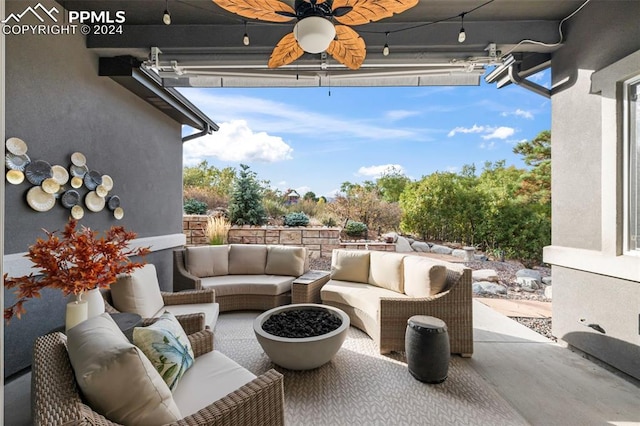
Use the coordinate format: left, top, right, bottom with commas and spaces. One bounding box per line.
624, 76, 640, 254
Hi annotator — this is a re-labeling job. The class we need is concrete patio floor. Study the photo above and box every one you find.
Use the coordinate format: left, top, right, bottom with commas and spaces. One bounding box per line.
3, 300, 639, 425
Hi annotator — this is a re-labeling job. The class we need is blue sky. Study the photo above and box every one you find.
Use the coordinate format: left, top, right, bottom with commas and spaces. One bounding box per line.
180, 71, 550, 198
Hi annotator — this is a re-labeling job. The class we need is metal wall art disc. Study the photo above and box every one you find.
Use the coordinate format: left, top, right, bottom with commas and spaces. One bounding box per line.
25, 160, 53, 185
6, 170, 24, 185
51, 165, 69, 185
70, 176, 83, 188
70, 164, 88, 178
70, 152, 86, 167
84, 170, 102, 190
5, 153, 31, 171
101, 175, 113, 191
113, 207, 124, 220
95, 184, 108, 198
71, 205, 84, 219
107, 195, 120, 210
26, 186, 55, 212
61, 189, 80, 208
85, 191, 106, 212
5, 138, 28, 156
41, 178, 60, 194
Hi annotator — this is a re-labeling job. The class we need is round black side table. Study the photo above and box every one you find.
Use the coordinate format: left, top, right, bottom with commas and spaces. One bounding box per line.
109, 312, 142, 342
405, 315, 450, 383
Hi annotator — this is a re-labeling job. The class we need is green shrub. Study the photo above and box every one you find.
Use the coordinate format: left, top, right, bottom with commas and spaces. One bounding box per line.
344, 220, 367, 237
184, 198, 207, 215
284, 212, 310, 227
228, 164, 267, 226
321, 216, 338, 227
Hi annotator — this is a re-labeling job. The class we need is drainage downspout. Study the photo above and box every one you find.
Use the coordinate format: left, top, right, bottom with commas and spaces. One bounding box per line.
182, 124, 213, 143
508, 64, 551, 98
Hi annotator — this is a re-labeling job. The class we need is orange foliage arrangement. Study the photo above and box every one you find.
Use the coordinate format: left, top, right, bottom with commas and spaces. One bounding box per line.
4, 218, 150, 323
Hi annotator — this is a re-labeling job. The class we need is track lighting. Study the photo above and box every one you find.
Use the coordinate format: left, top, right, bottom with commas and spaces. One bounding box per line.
163, 0, 171, 25
382, 32, 390, 56
243, 22, 250, 45
458, 13, 466, 43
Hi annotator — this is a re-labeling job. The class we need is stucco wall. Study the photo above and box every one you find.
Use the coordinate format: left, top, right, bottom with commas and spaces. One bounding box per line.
3, 0, 185, 377
547, 0, 640, 379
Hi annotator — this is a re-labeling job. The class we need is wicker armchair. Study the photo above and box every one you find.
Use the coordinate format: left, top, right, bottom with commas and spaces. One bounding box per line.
31, 326, 285, 425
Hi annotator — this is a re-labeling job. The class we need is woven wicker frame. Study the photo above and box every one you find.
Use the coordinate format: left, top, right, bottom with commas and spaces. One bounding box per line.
323, 261, 473, 356
31, 330, 285, 425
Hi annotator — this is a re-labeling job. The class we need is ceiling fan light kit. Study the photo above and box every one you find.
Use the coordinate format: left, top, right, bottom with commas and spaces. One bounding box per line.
294, 17, 336, 54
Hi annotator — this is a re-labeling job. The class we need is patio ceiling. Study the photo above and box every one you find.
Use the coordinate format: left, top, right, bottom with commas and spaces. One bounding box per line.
58, 0, 587, 87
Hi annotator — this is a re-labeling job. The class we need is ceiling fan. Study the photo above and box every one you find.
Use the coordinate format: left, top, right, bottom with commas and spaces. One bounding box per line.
211, 0, 418, 70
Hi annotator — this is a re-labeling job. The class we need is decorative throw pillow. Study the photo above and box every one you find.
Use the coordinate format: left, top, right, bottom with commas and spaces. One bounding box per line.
330, 250, 370, 283
110, 264, 165, 318
368, 251, 405, 293
66, 313, 181, 425
185, 245, 229, 277
133, 311, 195, 391
403, 256, 448, 297
228, 244, 268, 275
265, 245, 306, 276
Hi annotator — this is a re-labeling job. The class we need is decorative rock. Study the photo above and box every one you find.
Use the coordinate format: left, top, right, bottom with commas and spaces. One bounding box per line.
395, 235, 414, 253
472, 281, 508, 295
474, 254, 488, 261
411, 241, 431, 252
517, 276, 540, 292
406, 238, 415, 245
542, 276, 552, 286
430, 244, 453, 255
544, 286, 552, 299
452, 249, 467, 259
515, 269, 542, 283
462, 246, 476, 261
382, 232, 398, 243
472, 269, 500, 283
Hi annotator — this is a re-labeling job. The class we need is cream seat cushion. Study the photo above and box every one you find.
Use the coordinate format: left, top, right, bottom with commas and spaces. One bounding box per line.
368, 251, 405, 293
158, 302, 220, 329
228, 244, 268, 275
185, 245, 229, 277
66, 313, 181, 425
403, 256, 448, 297
200, 275, 294, 296
330, 250, 370, 283
321, 279, 409, 319
110, 264, 165, 318
173, 350, 256, 417
265, 245, 306, 276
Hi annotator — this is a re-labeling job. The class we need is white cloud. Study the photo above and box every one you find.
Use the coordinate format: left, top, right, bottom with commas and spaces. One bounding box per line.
479, 141, 496, 150
482, 126, 515, 140
501, 109, 534, 119
446, 166, 460, 173
447, 124, 485, 137
296, 185, 312, 195
183, 120, 293, 165
385, 109, 420, 121
356, 164, 405, 178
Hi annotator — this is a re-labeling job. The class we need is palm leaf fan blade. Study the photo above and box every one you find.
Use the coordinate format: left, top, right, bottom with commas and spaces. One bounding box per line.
326, 25, 366, 70
332, 0, 419, 26
268, 33, 305, 68
211, 0, 296, 22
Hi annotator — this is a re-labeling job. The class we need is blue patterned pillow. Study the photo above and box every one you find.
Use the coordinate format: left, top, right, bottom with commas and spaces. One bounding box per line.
133, 311, 195, 391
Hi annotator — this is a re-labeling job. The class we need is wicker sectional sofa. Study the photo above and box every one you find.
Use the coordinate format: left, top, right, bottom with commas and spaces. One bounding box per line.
174, 244, 309, 312
320, 249, 473, 356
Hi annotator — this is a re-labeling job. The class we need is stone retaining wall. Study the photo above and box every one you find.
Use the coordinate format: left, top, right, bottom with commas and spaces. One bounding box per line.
338, 242, 396, 252
182, 215, 341, 258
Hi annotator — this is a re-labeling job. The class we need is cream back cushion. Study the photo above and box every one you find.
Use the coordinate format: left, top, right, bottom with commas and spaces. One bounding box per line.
67, 313, 181, 425
368, 251, 405, 293
185, 245, 229, 277
110, 264, 165, 318
265, 245, 306, 276
228, 244, 268, 275
330, 250, 370, 283
403, 256, 448, 297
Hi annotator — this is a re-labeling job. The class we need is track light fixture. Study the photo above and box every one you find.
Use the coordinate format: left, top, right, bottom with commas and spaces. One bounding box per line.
243, 21, 250, 45
458, 13, 466, 43
382, 32, 390, 56
163, 0, 171, 25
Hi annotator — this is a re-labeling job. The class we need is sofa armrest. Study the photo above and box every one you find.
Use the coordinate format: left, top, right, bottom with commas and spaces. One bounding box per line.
142, 313, 206, 335
188, 327, 215, 357
161, 289, 215, 305
171, 369, 285, 426
173, 249, 203, 292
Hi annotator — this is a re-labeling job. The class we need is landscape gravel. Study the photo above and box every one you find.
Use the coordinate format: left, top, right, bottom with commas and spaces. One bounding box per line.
309, 256, 556, 341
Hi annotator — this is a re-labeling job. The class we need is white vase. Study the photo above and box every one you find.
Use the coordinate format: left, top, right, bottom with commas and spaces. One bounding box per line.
65, 300, 88, 332
83, 288, 106, 318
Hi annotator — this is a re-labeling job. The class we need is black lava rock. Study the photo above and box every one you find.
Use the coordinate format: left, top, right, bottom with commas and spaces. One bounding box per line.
262, 309, 342, 338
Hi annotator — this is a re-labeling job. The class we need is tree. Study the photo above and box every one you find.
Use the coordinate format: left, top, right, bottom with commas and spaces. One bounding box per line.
228, 164, 267, 225
513, 130, 551, 205
183, 161, 236, 209
303, 191, 318, 202
377, 166, 410, 203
